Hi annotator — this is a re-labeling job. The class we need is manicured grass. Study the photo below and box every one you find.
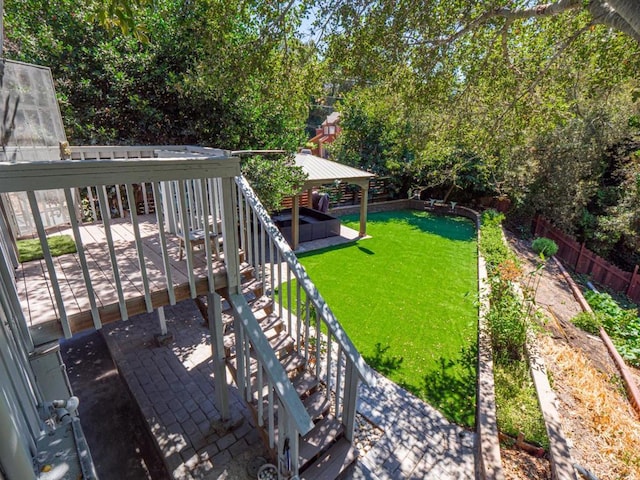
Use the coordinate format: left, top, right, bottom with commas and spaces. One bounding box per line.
17, 235, 77, 262
295, 210, 478, 426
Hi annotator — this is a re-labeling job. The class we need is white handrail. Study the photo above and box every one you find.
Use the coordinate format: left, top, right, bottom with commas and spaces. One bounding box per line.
229, 293, 314, 436
235, 176, 377, 386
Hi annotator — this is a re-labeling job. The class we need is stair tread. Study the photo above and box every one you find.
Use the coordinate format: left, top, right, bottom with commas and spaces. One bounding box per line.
227, 350, 305, 377
302, 390, 331, 421
292, 371, 320, 397
300, 438, 357, 480
299, 415, 344, 466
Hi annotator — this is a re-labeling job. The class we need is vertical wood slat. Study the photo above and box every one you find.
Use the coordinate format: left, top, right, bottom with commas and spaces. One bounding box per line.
124, 183, 153, 313
238, 183, 247, 256
335, 348, 343, 420
86, 185, 98, 222
141, 182, 150, 214
177, 180, 197, 298
296, 282, 302, 351
252, 206, 259, 272
97, 185, 128, 321
268, 381, 275, 448
199, 178, 215, 293
278, 251, 283, 319
220, 177, 241, 295
287, 266, 292, 333
152, 181, 176, 305
115, 184, 124, 218
63, 188, 101, 330
315, 311, 321, 380
244, 333, 252, 403
257, 365, 264, 427
26, 191, 72, 338
208, 179, 221, 258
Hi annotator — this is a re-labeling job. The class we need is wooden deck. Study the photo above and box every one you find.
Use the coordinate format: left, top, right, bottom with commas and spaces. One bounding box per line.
16, 215, 232, 345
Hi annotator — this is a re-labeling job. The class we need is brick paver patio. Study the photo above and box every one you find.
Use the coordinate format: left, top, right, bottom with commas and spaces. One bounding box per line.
102, 300, 476, 479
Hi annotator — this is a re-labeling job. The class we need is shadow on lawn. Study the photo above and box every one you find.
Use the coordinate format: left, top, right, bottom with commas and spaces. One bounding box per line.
365, 341, 477, 427
419, 342, 478, 427
364, 343, 404, 376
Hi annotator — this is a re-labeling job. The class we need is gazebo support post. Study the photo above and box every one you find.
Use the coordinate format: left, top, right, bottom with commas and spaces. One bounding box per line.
358, 182, 368, 237
292, 194, 300, 250
307, 188, 313, 208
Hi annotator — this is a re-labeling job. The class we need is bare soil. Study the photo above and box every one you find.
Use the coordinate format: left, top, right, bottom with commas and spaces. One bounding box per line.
504, 232, 640, 480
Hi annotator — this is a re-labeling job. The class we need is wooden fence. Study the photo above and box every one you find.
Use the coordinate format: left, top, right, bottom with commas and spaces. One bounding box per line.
280, 177, 393, 210
533, 216, 640, 302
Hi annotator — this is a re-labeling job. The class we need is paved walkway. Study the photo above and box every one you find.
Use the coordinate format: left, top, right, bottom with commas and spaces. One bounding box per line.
102, 300, 476, 479
352, 373, 475, 479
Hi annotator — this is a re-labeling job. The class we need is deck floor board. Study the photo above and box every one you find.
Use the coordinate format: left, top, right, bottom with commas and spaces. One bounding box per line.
16, 215, 228, 344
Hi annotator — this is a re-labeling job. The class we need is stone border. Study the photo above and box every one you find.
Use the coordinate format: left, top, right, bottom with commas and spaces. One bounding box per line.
331, 199, 505, 479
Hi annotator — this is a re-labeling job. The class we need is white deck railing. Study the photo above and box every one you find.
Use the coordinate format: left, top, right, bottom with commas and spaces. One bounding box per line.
0, 148, 241, 339
234, 176, 377, 444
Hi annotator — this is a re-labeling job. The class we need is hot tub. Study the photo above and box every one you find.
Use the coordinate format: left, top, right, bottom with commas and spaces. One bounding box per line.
272, 207, 341, 244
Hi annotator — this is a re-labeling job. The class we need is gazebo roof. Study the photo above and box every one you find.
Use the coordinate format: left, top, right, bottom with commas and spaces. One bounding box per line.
294, 153, 374, 190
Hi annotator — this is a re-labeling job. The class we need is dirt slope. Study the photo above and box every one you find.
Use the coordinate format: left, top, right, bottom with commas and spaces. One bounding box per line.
506, 233, 640, 480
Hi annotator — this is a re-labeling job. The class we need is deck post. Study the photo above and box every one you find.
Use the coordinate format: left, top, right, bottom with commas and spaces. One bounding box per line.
358, 182, 368, 237
207, 292, 230, 420
292, 195, 300, 250
341, 361, 360, 442
157, 306, 167, 336
220, 178, 241, 295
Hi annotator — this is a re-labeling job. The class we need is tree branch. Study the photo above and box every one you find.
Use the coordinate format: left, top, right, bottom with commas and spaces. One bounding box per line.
588, 0, 640, 44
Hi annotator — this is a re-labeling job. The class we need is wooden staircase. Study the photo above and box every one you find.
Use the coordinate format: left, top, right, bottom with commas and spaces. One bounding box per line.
209, 272, 359, 479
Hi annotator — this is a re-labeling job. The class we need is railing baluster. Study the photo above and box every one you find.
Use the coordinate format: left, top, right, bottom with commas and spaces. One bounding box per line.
199, 178, 215, 293
125, 183, 153, 313
335, 348, 343, 420
141, 181, 150, 214
26, 191, 71, 337
278, 250, 283, 320
244, 333, 252, 403
327, 333, 333, 391
177, 180, 197, 298
252, 206, 259, 272
315, 310, 321, 380
86, 185, 98, 222
63, 188, 101, 329
236, 182, 246, 255
257, 365, 264, 427
304, 297, 310, 362
287, 265, 292, 334
269, 239, 275, 302
268, 380, 275, 448
296, 281, 302, 351
152, 182, 176, 305
115, 184, 124, 218
97, 185, 128, 321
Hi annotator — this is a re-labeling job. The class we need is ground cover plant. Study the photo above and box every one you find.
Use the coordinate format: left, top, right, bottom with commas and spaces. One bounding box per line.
479, 210, 549, 448
291, 210, 478, 426
17, 235, 77, 262
582, 290, 640, 367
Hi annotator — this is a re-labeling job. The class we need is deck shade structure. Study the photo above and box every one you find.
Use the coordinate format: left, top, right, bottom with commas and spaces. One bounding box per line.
0, 59, 73, 238
290, 153, 375, 249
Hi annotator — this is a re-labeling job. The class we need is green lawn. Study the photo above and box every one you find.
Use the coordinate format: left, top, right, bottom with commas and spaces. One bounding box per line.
17, 235, 77, 262
295, 210, 478, 426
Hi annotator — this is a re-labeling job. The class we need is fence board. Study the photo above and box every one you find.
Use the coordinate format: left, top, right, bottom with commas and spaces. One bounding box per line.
533, 216, 640, 303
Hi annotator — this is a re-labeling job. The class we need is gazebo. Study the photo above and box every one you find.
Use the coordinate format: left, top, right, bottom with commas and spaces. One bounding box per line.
289, 152, 375, 249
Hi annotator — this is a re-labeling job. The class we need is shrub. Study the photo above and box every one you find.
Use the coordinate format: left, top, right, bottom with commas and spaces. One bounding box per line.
572, 311, 602, 335
531, 237, 558, 259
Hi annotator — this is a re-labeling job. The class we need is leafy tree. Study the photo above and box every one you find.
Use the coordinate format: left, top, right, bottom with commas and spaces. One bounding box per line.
241, 155, 307, 213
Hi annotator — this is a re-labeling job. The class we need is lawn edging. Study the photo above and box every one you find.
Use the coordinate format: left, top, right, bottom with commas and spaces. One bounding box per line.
477, 253, 506, 480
